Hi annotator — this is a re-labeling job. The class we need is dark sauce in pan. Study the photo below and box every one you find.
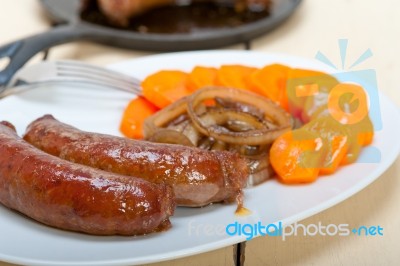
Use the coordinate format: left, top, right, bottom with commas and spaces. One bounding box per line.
81, 1, 271, 34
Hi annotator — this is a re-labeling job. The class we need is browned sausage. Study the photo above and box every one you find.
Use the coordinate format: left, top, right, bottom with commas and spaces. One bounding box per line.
96, 0, 272, 27
24, 115, 249, 207
0, 121, 174, 236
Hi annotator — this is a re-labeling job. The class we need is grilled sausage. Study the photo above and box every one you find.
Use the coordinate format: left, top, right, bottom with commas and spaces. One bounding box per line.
96, 0, 272, 27
0, 121, 174, 236
24, 115, 249, 207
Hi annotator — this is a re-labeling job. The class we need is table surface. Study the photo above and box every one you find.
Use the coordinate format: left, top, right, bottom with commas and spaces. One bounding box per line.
1, 0, 399, 265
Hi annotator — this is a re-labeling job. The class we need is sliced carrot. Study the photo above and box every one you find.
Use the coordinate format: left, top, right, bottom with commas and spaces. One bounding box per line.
300, 74, 338, 123
329, 83, 374, 147
249, 64, 291, 110
286, 69, 338, 121
270, 129, 325, 184
120, 97, 159, 139
303, 117, 351, 175
319, 135, 348, 174
340, 144, 362, 165
353, 114, 374, 147
188, 66, 218, 91
359, 130, 374, 146
338, 119, 363, 165
141, 70, 191, 109
305, 105, 366, 165
216, 65, 258, 91
308, 83, 374, 158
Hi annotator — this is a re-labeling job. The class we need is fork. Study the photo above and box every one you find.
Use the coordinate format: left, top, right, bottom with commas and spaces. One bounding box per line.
0, 60, 142, 97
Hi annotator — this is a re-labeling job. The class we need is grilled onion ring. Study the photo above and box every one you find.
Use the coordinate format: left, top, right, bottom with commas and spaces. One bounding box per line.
187, 87, 291, 145
143, 97, 188, 140
148, 129, 194, 146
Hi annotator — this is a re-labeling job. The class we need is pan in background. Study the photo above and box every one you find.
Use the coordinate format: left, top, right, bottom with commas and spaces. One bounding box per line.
41, 0, 303, 50
0, 0, 302, 87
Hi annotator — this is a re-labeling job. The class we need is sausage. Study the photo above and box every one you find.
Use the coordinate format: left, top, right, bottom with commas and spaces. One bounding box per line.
97, 0, 176, 26
0, 121, 174, 236
96, 0, 272, 27
24, 115, 249, 207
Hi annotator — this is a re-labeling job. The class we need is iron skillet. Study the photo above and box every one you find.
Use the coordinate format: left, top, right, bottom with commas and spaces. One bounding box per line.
0, 0, 302, 87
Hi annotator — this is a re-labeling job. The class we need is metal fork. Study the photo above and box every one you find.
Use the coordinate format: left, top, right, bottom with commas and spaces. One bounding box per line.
0, 60, 142, 97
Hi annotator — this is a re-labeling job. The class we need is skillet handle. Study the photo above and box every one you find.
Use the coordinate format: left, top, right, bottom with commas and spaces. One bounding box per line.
0, 24, 91, 87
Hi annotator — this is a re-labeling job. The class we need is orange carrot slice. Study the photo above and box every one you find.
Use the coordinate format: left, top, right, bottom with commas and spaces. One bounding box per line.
216, 65, 258, 91
188, 66, 218, 91
120, 97, 159, 139
142, 70, 191, 109
319, 135, 348, 174
270, 129, 325, 184
286, 69, 338, 121
249, 64, 291, 110
305, 119, 348, 175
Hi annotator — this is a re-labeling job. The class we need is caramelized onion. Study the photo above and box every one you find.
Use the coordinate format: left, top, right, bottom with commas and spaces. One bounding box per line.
148, 129, 194, 146
215, 97, 265, 120
143, 97, 188, 139
143, 86, 293, 187
187, 87, 291, 145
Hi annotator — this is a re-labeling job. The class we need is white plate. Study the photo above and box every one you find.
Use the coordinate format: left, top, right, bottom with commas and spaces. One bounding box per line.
0, 51, 399, 266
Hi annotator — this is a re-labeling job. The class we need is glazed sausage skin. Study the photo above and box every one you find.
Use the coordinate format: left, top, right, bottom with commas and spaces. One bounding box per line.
0, 121, 174, 236
24, 115, 249, 207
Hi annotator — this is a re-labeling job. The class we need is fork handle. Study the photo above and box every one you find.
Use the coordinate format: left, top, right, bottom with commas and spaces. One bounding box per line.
0, 24, 95, 87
